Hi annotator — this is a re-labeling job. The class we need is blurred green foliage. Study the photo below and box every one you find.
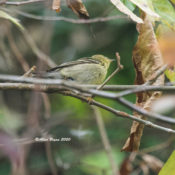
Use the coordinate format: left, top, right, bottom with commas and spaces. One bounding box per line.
0, 0, 174, 175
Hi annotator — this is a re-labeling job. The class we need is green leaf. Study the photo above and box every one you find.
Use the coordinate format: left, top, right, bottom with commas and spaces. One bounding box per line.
81, 149, 124, 175
152, 0, 175, 29
0, 10, 24, 30
121, 0, 136, 11
165, 69, 175, 82
159, 150, 175, 175
170, 0, 175, 5
129, 0, 159, 18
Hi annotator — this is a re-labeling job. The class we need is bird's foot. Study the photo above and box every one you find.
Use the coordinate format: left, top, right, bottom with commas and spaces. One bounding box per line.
86, 96, 93, 105
63, 90, 72, 95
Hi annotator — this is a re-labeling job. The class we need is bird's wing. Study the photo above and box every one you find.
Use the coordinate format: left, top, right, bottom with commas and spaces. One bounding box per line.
46, 57, 100, 72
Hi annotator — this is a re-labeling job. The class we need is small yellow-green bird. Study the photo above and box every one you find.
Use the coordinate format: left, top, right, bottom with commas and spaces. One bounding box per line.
35, 55, 113, 84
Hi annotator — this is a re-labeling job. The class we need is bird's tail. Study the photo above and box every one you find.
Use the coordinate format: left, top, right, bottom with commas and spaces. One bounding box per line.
32, 71, 62, 79
32, 71, 47, 78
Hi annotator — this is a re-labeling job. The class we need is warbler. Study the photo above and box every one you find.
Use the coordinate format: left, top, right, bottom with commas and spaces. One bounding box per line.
34, 55, 113, 84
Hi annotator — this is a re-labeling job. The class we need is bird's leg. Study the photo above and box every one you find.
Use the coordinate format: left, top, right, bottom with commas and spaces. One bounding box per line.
86, 95, 94, 105
63, 90, 72, 95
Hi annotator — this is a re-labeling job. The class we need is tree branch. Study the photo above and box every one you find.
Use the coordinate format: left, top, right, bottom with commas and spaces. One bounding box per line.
1, 0, 48, 5
92, 106, 119, 175
0, 81, 175, 133
0, 75, 175, 124
59, 91, 175, 134
117, 97, 175, 124
1, 7, 129, 24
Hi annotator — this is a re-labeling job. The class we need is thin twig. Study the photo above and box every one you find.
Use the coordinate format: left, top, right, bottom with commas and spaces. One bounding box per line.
21, 28, 57, 68
97, 52, 123, 90
7, 29, 30, 72
23, 66, 36, 77
121, 63, 168, 151
42, 93, 51, 119
117, 97, 175, 124
144, 64, 168, 85
1, 77, 175, 91
1, 81, 175, 95
45, 141, 58, 175
0, 74, 174, 100
92, 52, 122, 175
1, 74, 175, 89
4, 24, 55, 173
0, 80, 174, 133
7, 21, 56, 67
1, 8, 129, 24
1, 75, 175, 124
59, 91, 175, 134
116, 64, 167, 98
3, 0, 48, 5
0, 75, 175, 123
92, 106, 119, 175
140, 135, 174, 153
1, 81, 175, 124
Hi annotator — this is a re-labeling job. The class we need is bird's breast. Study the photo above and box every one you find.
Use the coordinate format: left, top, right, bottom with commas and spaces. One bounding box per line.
60, 64, 107, 84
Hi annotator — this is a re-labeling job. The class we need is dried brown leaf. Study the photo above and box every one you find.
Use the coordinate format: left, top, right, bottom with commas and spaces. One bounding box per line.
52, 0, 61, 12
122, 13, 164, 152
66, 0, 89, 19
120, 158, 133, 175
110, 0, 143, 23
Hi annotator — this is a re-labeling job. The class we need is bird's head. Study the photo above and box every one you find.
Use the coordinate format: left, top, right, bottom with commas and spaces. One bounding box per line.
91, 55, 113, 69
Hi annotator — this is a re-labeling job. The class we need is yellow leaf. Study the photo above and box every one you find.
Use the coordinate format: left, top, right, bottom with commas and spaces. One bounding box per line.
152, 0, 175, 29
159, 150, 175, 175
170, 0, 175, 5
165, 69, 175, 82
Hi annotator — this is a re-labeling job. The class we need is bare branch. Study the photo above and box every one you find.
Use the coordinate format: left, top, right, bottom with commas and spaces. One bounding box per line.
60, 91, 175, 134
97, 52, 123, 90
144, 64, 168, 85
23, 66, 36, 77
116, 64, 167, 98
45, 139, 58, 175
1, 8, 129, 24
4, 0, 48, 5
0, 74, 175, 95
7, 29, 30, 72
0, 80, 174, 133
21, 28, 57, 68
117, 97, 175, 124
0, 75, 175, 124
92, 106, 119, 175
1, 76, 175, 91
140, 135, 174, 153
